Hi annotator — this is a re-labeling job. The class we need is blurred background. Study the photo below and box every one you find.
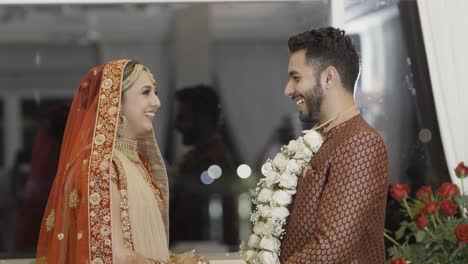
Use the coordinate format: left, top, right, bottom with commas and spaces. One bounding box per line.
0, 0, 449, 259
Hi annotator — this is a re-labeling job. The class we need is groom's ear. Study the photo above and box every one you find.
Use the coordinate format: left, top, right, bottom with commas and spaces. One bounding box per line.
321, 66, 339, 89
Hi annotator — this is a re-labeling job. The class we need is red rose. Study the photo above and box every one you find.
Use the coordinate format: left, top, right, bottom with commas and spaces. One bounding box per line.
454, 223, 468, 243
390, 258, 407, 264
413, 213, 428, 229
436, 182, 459, 198
390, 184, 410, 201
455, 162, 466, 178
416, 185, 433, 201
420, 200, 437, 214
439, 199, 457, 216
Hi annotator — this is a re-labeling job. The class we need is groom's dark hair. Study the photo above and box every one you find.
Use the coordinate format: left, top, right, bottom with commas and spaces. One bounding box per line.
288, 27, 360, 93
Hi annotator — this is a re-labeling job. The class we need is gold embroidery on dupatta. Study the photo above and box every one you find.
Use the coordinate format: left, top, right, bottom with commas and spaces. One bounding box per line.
57, 233, 64, 240
94, 134, 106, 145
91, 258, 103, 264
102, 78, 113, 89
112, 157, 134, 250
69, 189, 79, 208
45, 209, 55, 232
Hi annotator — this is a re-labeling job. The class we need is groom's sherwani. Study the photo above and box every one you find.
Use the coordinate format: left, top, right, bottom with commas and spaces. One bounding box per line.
280, 115, 389, 264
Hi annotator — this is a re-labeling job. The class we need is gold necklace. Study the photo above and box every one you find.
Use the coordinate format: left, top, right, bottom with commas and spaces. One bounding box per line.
115, 137, 139, 163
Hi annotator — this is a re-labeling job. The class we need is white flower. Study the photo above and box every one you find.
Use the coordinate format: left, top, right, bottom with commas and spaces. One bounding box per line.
265, 170, 280, 188
253, 219, 277, 236
241, 131, 324, 264
304, 130, 324, 152
260, 236, 281, 252
272, 190, 292, 206
253, 221, 266, 235
257, 204, 271, 218
285, 159, 302, 175
272, 223, 285, 237
277, 172, 298, 189
262, 219, 276, 236
294, 147, 313, 161
247, 234, 261, 249
272, 153, 288, 172
250, 211, 260, 223
257, 188, 274, 203
286, 140, 301, 153
258, 251, 279, 264
261, 160, 273, 177
285, 189, 297, 195
270, 207, 289, 220
244, 250, 258, 262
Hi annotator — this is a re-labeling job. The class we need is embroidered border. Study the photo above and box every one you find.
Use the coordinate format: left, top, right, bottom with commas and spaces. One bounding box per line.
112, 157, 134, 250
88, 60, 127, 264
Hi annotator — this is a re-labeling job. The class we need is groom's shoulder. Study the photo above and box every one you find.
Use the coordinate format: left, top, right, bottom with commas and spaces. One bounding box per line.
341, 116, 387, 150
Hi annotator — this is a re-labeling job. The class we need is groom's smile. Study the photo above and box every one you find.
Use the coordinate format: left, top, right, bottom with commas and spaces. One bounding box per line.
293, 96, 305, 106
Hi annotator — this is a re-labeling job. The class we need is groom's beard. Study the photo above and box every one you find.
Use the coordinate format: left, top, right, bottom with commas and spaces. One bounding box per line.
301, 83, 324, 123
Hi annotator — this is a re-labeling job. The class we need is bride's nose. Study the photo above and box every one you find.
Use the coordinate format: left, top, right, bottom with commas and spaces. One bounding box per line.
150, 92, 160, 109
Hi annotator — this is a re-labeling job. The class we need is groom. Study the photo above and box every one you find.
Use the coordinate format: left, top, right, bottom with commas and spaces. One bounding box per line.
280, 27, 389, 263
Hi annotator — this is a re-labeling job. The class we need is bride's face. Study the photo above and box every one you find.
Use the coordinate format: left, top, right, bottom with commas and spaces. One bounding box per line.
120, 71, 160, 137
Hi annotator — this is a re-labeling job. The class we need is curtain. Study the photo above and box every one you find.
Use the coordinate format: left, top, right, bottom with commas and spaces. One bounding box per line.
417, 0, 468, 192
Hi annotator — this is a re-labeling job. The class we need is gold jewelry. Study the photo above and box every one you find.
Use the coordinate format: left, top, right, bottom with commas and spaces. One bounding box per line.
122, 64, 156, 92
122, 64, 145, 92
115, 137, 139, 163
119, 114, 128, 129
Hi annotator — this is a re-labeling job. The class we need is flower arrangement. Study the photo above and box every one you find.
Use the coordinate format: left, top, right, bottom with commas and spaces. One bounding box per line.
240, 130, 324, 264
386, 162, 468, 263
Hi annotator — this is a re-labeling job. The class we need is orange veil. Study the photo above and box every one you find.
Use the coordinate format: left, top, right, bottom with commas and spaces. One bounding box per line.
36, 60, 169, 263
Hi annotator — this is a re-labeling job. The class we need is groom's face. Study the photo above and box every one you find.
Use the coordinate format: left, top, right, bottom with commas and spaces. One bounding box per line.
284, 49, 324, 123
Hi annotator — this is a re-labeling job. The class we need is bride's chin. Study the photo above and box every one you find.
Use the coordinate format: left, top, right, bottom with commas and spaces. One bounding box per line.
144, 124, 154, 132
133, 126, 153, 137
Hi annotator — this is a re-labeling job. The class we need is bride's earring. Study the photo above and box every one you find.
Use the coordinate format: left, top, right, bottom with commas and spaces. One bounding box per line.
119, 113, 128, 130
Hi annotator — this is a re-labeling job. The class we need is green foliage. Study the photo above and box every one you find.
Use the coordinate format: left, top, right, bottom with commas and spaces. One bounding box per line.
386, 190, 468, 263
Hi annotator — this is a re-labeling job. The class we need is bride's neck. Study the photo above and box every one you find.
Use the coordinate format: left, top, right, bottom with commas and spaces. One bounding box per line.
118, 128, 138, 141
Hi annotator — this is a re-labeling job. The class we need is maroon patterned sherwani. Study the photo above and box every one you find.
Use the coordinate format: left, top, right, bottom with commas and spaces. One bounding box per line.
280, 115, 389, 264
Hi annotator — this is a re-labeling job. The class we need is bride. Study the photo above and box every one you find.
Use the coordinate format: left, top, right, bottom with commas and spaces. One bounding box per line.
36, 60, 208, 264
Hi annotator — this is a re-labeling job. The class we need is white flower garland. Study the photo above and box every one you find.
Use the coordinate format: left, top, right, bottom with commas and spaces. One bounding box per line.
240, 130, 325, 264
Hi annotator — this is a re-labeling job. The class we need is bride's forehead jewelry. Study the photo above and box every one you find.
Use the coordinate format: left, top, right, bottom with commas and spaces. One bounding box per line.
122, 64, 156, 91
